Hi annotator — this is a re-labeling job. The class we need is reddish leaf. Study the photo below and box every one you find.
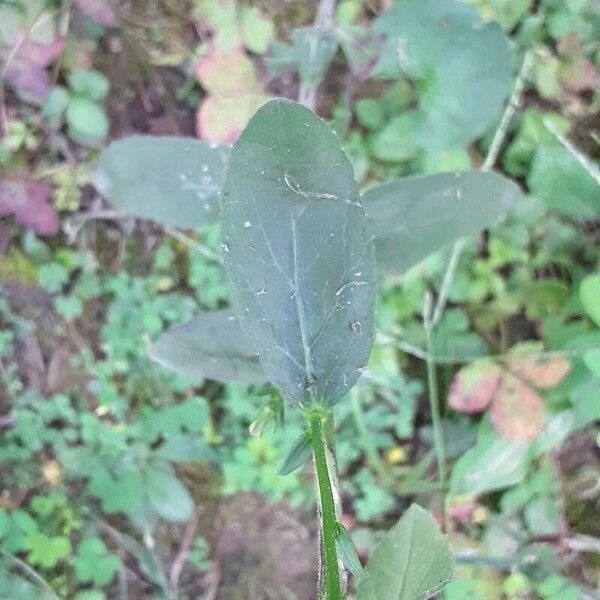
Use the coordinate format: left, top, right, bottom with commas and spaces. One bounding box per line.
196, 93, 268, 144
448, 359, 502, 413
506, 352, 571, 389
5, 37, 65, 98
75, 0, 117, 27
490, 374, 545, 442
195, 46, 257, 96
0, 172, 59, 236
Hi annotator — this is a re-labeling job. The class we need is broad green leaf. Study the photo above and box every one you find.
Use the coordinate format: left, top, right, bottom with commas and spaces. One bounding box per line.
450, 427, 531, 497
528, 146, 600, 220
95, 136, 229, 227
362, 170, 521, 274
580, 274, 600, 327
357, 504, 453, 600
221, 99, 376, 405
149, 310, 266, 384
373, 0, 511, 150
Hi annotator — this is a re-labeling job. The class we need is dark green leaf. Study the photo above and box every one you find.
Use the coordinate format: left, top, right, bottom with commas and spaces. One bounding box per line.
373, 0, 511, 150
277, 431, 311, 475
363, 170, 521, 274
335, 522, 365, 579
221, 99, 376, 405
149, 310, 266, 384
357, 504, 453, 600
96, 136, 229, 228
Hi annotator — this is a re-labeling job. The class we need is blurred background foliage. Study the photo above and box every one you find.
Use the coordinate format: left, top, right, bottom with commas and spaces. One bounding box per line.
0, 0, 598, 598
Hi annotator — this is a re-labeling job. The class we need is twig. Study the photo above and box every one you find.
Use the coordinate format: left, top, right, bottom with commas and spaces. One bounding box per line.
297, 0, 338, 111
431, 238, 465, 329
377, 331, 600, 365
482, 50, 533, 172
164, 226, 223, 265
545, 118, 600, 187
170, 515, 199, 598
0, 549, 59, 599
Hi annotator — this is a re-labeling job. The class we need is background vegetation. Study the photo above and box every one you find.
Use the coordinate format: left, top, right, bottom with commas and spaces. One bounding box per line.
0, 0, 599, 598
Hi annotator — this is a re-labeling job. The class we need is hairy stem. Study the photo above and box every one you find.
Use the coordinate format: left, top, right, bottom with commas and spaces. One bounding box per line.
309, 410, 342, 600
297, 0, 338, 110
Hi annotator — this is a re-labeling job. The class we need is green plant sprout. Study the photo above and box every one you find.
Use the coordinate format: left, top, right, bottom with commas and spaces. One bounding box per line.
94, 103, 524, 600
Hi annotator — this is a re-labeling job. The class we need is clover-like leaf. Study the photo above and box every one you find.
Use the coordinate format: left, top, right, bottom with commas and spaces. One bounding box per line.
221, 99, 376, 405
490, 373, 545, 443
95, 136, 229, 227
357, 504, 453, 600
362, 170, 521, 274
448, 359, 503, 413
373, 0, 511, 150
150, 310, 266, 384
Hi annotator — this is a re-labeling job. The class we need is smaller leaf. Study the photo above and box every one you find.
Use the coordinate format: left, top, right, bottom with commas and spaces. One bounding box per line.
506, 354, 571, 389
363, 171, 521, 275
95, 136, 228, 227
528, 146, 599, 220
5, 37, 65, 98
357, 504, 453, 600
580, 274, 600, 327
277, 431, 311, 476
66, 98, 108, 146
145, 462, 194, 523
240, 6, 274, 54
292, 27, 338, 83
490, 373, 545, 442
0, 172, 59, 235
448, 359, 502, 413
150, 310, 266, 384
335, 522, 365, 579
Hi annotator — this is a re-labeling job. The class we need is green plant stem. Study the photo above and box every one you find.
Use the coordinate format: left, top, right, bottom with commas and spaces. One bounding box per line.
308, 410, 342, 600
423, 292, 447, 492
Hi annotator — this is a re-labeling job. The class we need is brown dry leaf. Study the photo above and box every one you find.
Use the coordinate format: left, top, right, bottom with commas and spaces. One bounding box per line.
0, 172, 59, 236
490, 373, 545, 442
74, 0, 117, 27
5, 37, 65, 98
507, 355, 571, 389
448, 359, 503, 413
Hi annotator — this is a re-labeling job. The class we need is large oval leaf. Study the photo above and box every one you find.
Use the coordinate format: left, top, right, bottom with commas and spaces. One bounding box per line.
362, 170, 521, 275
373, 0, 511, 150
221, 99, 376, 405
95, 136, 229, 228
149, 310, 266, 384
357, 504, 453, 600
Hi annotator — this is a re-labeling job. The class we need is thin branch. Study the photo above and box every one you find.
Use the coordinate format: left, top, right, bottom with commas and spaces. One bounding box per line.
170, 515, 199, 598
431, 238, 465, 329
545, 118, 600, 187
482, 50, 533, 172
